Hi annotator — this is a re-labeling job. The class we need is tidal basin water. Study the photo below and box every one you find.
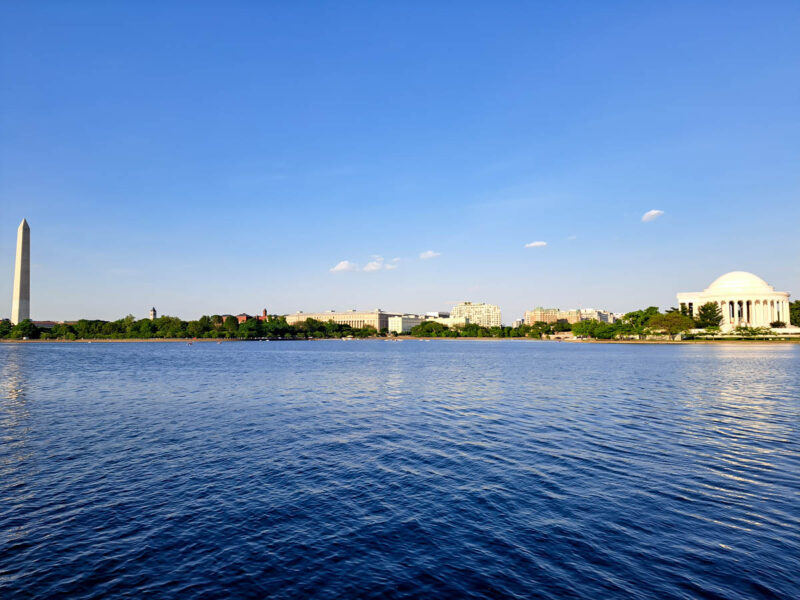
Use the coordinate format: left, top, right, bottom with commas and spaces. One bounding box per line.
1, 341, 799, 599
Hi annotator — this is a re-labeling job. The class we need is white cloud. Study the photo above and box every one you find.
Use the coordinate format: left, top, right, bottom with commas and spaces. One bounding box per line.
524, 241, 547, 248
363, 259, 384, 272
419, 250, 441, 260
330, 260, 359, 272
567, 235, 577, 241
391, 257, 401, 262
384, 264, 398, 270
641, 209, 664, 223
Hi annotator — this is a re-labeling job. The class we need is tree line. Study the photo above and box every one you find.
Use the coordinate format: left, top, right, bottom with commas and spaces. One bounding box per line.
412, 301, 800, 340
0, 315, 381, 340
2, 300, 799, 341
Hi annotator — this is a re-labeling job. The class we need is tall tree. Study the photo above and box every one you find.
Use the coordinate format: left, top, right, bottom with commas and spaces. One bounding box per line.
791, 300, 800, 327
648, 312, 695, 340
695, 302, 723, 328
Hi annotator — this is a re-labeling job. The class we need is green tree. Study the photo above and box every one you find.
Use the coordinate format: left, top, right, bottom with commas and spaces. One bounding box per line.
733, 325, 772, 338
224, 316, 239, 337
10, 319, 39, 339
648, 312, 695, 340
0, 319, 12, 338
410, 321, 449, 337
617, 307, 659, 339
695, 302, 723, 329
238, 318, 261, 339
790, 300, 800, 327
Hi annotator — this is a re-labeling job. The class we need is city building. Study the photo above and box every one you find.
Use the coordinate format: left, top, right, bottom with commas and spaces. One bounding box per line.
230, 309, 271, 323
388, 315, 425, 334
149, 307, 157, 320
451, 302, 501, 328
677, 271, 799, 332
525, 306, 616, 325
285, 309, 401, 331
511, 318, 524, 329
11, 219, 30, 325
578, 308, 616, 323
524, 307, 559, 325
425, 315, 469, 328
557, 309, 582, 324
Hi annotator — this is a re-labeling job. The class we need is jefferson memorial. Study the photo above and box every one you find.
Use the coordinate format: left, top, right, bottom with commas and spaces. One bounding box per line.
677, 271, 796, 332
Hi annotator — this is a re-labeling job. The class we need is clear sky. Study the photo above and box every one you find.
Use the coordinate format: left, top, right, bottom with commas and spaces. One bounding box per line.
1, 2, 799, 322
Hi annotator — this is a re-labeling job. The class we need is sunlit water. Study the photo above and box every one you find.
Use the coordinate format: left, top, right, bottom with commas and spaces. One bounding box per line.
1, 340, 798, 599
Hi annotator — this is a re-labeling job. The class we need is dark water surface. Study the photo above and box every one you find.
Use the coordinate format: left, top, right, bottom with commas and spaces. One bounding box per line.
1, 340, 799, 599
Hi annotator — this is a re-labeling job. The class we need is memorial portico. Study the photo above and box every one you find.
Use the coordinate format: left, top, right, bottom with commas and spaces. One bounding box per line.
677, 271, 795, 331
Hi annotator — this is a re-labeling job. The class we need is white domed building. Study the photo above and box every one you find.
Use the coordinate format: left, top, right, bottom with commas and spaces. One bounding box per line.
677, 271, 797, 332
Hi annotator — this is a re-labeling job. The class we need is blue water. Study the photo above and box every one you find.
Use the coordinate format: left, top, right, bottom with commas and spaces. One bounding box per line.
1, 340, 799, 599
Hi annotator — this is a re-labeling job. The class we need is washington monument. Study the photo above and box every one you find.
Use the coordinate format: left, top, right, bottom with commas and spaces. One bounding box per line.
11, 218, 30, 325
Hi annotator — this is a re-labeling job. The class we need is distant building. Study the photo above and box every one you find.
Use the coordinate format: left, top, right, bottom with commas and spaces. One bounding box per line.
228, 309, 270, 324
451, 302, 501, 328
524, 307, 559, 325
149, 307, 157, 320
557, 309, 582, 324
525, 307, 615, 325
425, 311, 450, 318
425, 315, 469, 328
285, 309, 401, 331
511, 318, 524, 329
578, 308, 616, 323
388, 315, 425, 334
677, 271, 798, 332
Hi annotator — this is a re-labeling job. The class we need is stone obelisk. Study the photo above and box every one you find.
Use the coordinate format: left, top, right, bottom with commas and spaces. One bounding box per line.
11, 219, 30, 325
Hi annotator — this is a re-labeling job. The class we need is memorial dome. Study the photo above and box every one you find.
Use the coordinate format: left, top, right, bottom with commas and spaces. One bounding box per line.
704, 271, 774, 295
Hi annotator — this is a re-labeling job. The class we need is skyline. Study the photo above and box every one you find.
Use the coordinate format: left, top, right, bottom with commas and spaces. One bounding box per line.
2, 217, 795, 325
2, 3, 799, 321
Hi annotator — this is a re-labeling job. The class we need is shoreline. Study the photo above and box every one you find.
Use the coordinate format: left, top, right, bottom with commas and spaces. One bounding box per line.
3, 337, 799, 345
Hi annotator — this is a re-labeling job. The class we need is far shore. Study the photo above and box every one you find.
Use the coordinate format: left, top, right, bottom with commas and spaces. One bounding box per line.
3, 337, 799, 345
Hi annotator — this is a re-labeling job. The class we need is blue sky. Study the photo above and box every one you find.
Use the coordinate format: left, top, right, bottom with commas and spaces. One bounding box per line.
1, 1, 799, 322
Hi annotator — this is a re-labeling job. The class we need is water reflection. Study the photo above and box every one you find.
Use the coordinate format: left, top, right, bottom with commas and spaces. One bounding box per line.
0, 345, 33, 544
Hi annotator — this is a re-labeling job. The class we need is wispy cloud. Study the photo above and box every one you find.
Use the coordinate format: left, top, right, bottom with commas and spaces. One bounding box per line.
567, 235, 577, 241
330, 260, 359, 272
641, 209, 664, 223
524, 241, 547, 248
332, 255, 396, 273
419, 250, 441, 260
363, 256, 385, 271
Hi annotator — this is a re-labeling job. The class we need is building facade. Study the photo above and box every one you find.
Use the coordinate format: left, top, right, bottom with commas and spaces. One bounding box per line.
387, 315, 425, 333
525, 306, 615, 325
677, 271, 797, 332
578, 308, 616, 323
451, 302, 502, 328
425, 315, 469, 328
285, 309, 401, 331
524, 307, 559, 325
557, 309, 582, 324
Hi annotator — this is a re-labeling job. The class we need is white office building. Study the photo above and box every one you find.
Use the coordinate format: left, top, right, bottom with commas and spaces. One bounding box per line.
451, 302, 502, 328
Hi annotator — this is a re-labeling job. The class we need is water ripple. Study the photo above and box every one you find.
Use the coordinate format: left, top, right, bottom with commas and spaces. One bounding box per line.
1, 341, 798, 599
